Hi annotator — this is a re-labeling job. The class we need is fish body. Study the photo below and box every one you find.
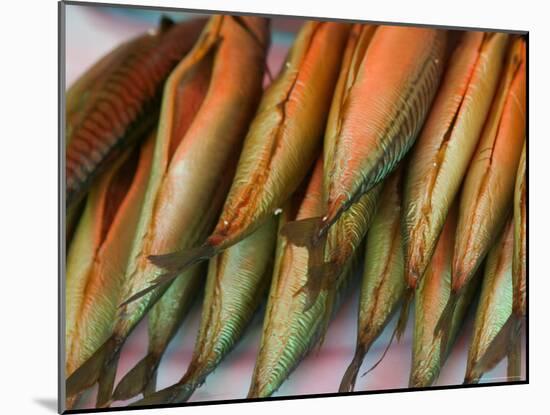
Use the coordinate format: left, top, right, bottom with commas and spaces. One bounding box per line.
248, 158, 356, 398
464, 219, 514, 384
130, 217, 278, 406
319, 25, 447, 236
403, 32, 509, 288
339, 168, 406, 392
451, 38, 526, 295
148, 21, 351, 278
281, 25, 381, 307
65, 131, 155, 410
66, 18, 205, 208
66, 16, 270, 406
410, 205, 479, 387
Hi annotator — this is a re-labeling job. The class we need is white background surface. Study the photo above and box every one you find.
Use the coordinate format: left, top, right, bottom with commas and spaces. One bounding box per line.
0, 0, 546, 414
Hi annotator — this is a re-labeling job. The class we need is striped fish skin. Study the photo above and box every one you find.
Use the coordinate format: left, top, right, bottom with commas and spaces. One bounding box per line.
403, 32, 509, 289
464, 219, 514, 384
66, 18, 205, 209
129, 217, 278, 406
206, 21, 351, 251
452, 38, 526, 294
340, 168, 405, 393
410, 206, 478, 388
248, 158, 355, 399
66, 16, 270, 406
322, 26, 447, 235
513, 143, 526, 317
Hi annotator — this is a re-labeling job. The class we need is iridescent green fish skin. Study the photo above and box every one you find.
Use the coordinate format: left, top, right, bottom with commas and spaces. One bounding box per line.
410, 206, 479, 388
248, 158, 356, 399
464, 219, 514, 384
339, 168, 405, 392
402, 32, 509, 289
129, 217, 278, 406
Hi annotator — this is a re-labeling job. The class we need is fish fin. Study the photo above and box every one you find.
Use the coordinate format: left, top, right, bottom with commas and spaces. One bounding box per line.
471, 314, 521, 381
361, 319, 399, 378
395, 289, 413, 341
143, 366, 159, 397
434, 291, 458, 336
130, 382, 195, 406
96, 349, 120, 408
112, 353, 159, 402
339, 344, 367, 392
159, 15, 175, 33
66, 337, 117, 398
281, 217, 323, 248
118, 271, 175, 307
148, 244, 216, 271
298, 261, 340, 312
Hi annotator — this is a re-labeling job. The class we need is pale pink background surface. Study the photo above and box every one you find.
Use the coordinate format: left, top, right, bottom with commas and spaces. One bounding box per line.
65, 4, 526, 409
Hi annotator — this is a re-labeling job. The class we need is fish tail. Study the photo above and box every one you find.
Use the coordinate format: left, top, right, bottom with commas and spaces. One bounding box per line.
66, 336, 118, 399
148, 244, 216, 272
361, 319, 400, 378
395, 288, 414, 341
299, 261, 340, 312
130, 382, 195, 406
111, 353, 160, 402
469, 313, 522, 383
120, 245, 217, 306
339, 344, 368, 392
96, 348, 121, 408
434, 291, 459, 336
143, 367, 159, 398
280, 217, 324, 248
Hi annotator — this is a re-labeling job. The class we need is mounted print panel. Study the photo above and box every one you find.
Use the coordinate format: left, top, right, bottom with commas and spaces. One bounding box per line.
60, 1, 528, 413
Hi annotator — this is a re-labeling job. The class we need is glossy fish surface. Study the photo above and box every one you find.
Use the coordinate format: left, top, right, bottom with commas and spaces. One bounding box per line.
147, 21, 351, 279
339, 168, 405, 392
403, 32, 509, 288
66, 18, 205, 208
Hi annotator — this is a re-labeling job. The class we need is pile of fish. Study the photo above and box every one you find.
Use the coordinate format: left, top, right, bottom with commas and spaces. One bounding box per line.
64, 14, 527, 410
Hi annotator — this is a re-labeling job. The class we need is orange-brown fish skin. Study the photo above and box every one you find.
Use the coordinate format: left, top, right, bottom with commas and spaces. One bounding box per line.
452, 39, 526, 294
321, 26, 447, 236
403, 32, 509, 289
66, 18, 205, 209
206, 22, 351, 251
